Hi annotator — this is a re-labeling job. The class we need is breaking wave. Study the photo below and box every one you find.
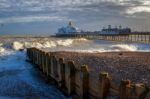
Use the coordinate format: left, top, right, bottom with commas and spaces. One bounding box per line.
0, 38, 88, 51
110, 44, 138, 51
13, 41, 24, 50
55, 44, 141, 53
0, 37, 149, 55
0, 47, 5, 53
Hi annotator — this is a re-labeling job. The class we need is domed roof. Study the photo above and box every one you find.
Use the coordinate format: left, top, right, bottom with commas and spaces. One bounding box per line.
58, 21, 80, 34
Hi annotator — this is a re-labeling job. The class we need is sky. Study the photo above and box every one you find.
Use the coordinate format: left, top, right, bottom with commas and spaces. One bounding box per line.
0, 0, 150, 35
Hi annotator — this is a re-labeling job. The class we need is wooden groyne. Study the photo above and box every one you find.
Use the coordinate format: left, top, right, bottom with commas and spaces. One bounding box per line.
26, 48, 149, 99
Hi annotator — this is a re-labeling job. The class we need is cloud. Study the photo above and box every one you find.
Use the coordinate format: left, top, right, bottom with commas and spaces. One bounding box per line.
122, 0, 150, 15
126, 6, 150, 15
0, 15, 68, 24
0, 0, 150, 24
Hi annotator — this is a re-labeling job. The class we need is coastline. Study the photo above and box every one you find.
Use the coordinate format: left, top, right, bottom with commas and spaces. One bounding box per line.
53, 51, 150, 87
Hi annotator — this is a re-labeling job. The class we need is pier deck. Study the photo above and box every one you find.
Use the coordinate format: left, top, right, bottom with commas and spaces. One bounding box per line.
55, 33, 150, 44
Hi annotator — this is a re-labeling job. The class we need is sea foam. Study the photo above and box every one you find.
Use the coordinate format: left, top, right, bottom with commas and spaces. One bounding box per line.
0, 37, 149, 54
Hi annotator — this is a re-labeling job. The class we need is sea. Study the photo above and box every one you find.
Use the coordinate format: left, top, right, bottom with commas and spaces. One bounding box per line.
0, 37, 149, 99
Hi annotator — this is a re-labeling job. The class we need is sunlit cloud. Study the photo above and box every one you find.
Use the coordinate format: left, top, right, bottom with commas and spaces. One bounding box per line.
0, 0, 150, 33
126, 6, 150, 15
0, 15, 68, 24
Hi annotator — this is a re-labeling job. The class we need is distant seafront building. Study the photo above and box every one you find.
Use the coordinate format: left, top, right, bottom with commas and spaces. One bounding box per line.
56, 22, 132, 37
57, 21, 81, 35
101, 25, 131, 35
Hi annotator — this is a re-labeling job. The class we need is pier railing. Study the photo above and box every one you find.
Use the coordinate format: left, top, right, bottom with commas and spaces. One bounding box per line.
26, 48, 149, 99
63, 33, 150, 43
96, 34, 150, 43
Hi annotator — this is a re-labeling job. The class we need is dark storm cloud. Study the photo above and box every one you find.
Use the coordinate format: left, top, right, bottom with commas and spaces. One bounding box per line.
0, 0, 150, 23
0, 0, 150, 33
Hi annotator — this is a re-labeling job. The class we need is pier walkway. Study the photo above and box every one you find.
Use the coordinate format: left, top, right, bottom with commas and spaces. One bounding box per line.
56, 32, 150, 44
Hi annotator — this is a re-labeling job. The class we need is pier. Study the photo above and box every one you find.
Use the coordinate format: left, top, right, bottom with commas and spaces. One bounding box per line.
26, 48, 150, 99
56, 32, 150, 44
55, 22, 150, 44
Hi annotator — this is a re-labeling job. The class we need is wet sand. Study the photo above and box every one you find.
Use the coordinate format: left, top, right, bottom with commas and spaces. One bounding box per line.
54, 52, 150, 87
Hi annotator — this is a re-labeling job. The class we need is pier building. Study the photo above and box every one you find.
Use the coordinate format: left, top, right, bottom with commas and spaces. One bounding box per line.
101, 25, 131, 35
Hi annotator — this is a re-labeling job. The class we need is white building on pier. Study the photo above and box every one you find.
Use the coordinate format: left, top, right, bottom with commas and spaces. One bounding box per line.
101, 25, 131, 35
58, 21, 81, 34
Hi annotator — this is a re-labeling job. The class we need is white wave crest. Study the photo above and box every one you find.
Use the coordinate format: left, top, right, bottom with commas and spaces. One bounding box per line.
74, 38, 87, 42
0, 47, 5, 53
42, 41, 56, 48
110, 44, 138, 51
12, 42, 24, 50
0, 38, 149, 54
56, 39, 73, 46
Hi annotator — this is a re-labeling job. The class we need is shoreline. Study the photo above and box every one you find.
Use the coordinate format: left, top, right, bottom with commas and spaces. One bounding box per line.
27, 48, 150, 98
52, 51, 150, 87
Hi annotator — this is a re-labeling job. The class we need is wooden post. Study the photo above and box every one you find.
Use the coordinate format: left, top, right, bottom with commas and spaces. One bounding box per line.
119, 80, 132, 99
43, 52, 47, 74
33, 49, 36, 65
38, 50, 41, 68
54, 57, 62, 84
47, 53, 51, 76
69, 61, 76, 95
58, 58, 64, 88
33, 48, 35, 64
34, 49, 38, 65
26, 48, 29, 59
39, 50, 42, 70
80, 65, 89, 99
45, 53, 49, 76
35, 49, 38, 65
50, 55, 58, 78
42, 51, 46, 73
30, 48, 33, 62
43, 52, 47, 73
37, 49, 40, 66
53, 56, 58, 78
28, 48, 31, 60
32, 48, 35, 63
29, 48, 31, 60
34, 49, 37, 65
41, 51, 43, 71
64, 61, 76, 96
50, 55, 54, 77
26, 48, 31, 60
41, 51, 44, 72
98, 72, 110, 99
60, 59, 67, 92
